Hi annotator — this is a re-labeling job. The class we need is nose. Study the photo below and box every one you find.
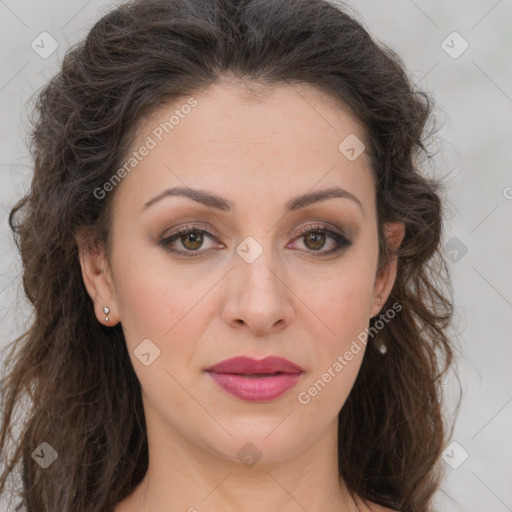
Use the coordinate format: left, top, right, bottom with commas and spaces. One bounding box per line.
221, 241, 295, 336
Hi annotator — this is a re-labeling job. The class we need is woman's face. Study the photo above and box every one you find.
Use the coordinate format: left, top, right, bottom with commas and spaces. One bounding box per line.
80, 81, 403, 466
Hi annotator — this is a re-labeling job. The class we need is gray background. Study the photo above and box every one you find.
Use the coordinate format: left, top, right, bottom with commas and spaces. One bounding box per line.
1, 1, 511, 510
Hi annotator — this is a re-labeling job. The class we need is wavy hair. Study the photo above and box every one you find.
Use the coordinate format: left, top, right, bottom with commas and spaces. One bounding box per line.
1, 0, 455, 510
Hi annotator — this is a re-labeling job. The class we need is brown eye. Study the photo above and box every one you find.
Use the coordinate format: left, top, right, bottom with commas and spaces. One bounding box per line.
159, 225, 221, 256
180, 230, 204, 250
291, 224, 352, 256
303, 231, 326, 251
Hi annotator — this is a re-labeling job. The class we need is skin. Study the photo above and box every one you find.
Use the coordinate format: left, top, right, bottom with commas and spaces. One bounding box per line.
78, 80, 404, 512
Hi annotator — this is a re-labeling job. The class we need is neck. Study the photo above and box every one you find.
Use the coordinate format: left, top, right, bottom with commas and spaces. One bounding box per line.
118, 416, 359, 512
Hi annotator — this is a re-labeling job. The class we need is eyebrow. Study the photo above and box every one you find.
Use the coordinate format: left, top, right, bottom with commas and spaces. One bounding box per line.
143, 186, 363, 213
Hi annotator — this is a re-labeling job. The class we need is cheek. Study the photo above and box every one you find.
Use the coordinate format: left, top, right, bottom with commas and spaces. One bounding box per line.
303, 261, 376, 340
110, 232, 185, 332
295, 278, 370, 417
328, 276, 371, 320
110, 239, 214, 375
307, 282, 371, 379
295, 251, 376, 398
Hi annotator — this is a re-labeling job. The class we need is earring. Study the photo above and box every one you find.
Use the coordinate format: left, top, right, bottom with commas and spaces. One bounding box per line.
103, 307, 110, 324
376, 294, 386, 353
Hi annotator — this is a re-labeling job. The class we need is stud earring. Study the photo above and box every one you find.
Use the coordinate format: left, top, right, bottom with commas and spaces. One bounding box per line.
377, 294, 382, 306
103, 307, 110, 323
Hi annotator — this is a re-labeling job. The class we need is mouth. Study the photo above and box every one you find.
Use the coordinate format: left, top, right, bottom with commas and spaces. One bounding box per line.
236, 372, 281, 378
205, 356, 304, 402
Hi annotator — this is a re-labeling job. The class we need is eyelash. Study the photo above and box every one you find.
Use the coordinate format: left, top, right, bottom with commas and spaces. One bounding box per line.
159, 223, 352, 258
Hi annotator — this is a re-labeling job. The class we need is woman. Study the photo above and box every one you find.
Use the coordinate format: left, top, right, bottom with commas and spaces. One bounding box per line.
0, 0, 455, 511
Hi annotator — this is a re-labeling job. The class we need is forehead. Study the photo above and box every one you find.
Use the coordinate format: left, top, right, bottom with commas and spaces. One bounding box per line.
113, 81, 375, 217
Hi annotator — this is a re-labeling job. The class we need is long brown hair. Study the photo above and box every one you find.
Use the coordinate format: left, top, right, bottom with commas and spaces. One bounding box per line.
1, 1, 455, 510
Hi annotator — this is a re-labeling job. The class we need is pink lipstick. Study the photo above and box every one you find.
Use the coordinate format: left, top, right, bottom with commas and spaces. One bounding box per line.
205, 356, 304, 402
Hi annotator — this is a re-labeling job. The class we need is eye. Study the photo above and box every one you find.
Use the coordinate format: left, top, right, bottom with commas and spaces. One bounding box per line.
290, 224, 352, 256
159, 223, 352, 258
159, 225, 222, 256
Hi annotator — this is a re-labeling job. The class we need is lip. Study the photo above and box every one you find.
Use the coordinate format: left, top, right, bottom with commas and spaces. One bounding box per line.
205, 356, 304, 402
206, 356, 303, 375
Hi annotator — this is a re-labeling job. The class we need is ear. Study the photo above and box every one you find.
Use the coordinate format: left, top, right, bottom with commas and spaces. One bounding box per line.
76, 229, 119, 326
370, 222, 405, 318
